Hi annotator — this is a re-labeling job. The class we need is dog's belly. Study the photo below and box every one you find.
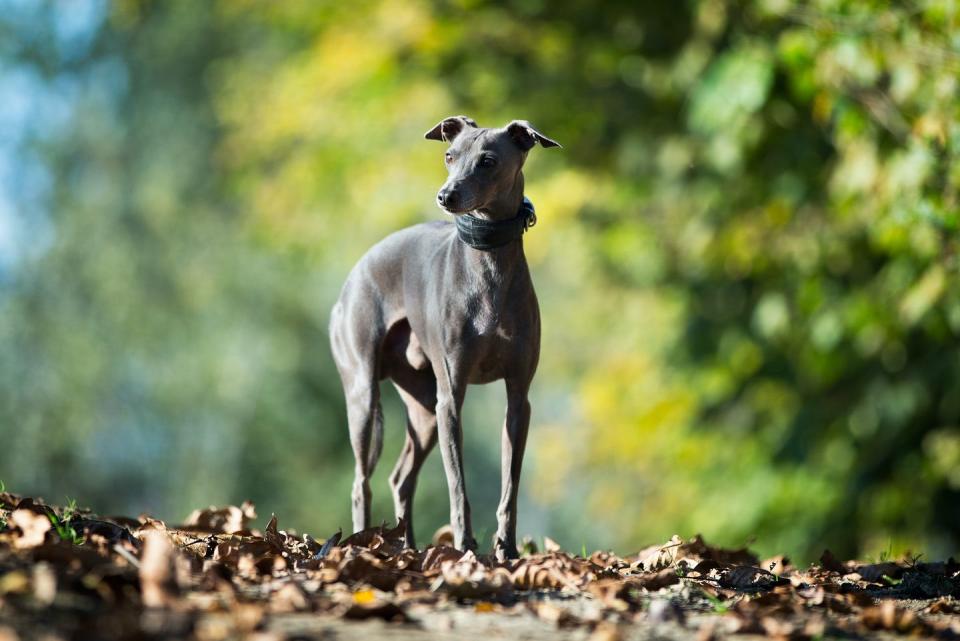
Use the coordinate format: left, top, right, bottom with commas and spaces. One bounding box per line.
469, 363, 503, 385
467, 338, 518, 384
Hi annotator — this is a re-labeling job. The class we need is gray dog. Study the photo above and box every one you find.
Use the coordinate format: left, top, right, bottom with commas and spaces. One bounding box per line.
329, 116, 560, 560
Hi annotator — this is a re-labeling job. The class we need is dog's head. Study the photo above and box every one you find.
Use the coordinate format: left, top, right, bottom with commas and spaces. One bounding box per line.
425, 116, 560, 216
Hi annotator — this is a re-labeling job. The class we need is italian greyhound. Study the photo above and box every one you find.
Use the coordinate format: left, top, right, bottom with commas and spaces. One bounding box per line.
329, 116, 560, 560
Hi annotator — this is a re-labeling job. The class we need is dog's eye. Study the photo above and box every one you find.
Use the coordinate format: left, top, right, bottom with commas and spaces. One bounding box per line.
444, 153, 453, 164
479, 156, 497, 168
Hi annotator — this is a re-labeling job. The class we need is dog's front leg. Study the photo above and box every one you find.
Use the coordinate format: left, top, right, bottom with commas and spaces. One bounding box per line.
494, 377, 531, 560
434, 372, 477, 551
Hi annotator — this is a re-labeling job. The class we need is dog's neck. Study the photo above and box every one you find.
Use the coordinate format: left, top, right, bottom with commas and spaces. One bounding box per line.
453, 171, 536, 259
459, 214, 527, 328
458, 212, 528, 302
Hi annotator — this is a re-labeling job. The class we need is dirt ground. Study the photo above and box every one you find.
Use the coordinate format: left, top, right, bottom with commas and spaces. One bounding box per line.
1, 493, 958, 641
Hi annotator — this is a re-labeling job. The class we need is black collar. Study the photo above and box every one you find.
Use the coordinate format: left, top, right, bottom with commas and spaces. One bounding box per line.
454, 197, 537, 251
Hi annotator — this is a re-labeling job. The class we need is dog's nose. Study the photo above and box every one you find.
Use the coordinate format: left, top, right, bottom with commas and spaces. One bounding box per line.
437, 188, 458, 209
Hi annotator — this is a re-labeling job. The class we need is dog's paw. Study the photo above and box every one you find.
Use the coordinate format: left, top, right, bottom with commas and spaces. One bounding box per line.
461, 535, 479, 553
494, 538, 519, 561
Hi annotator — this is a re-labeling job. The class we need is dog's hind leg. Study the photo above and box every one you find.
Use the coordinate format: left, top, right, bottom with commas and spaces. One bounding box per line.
348, 385, 383, 532
381, 319, 437, 548
344, 376, 382, 533
388, 370, 438, 548
330, 301, 384, 534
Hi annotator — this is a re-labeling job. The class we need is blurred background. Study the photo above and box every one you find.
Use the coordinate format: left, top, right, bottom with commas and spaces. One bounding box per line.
1, 0, 958, 562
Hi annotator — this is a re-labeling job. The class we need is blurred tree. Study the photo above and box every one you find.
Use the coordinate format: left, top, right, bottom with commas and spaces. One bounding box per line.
0, 0, 360, 528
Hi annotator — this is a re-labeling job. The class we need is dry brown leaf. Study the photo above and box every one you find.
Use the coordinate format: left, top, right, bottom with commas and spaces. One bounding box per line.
182, 502, 256, 534
926, 597, 960, 614
432, 550, 511, 599
231, 603, 267, 634
762, 555, 790, 576
337, 520, 407, 561
139, 530, 177, 608
0, 571, 29, 595
853, 562, 903, 583
340, 600, 411, 622
337, 549, 403, 591
586, 579, 636, 612
760, 615, 799, 640
818, 549, 845, 573
720, 565, 782, 590
635, 535, 683, 571
588, 622, 623, 641
635, 567, 680, 591
9, 509, 51, 549
649, 597, 686, 624
268, 582, 309, 613
421, 545, 465, 573
4, 491, 958, 641
695, 620, 718, 641
432, 524, 454, 547
531, 601, 579, 627
860, 600, 927, 634
31, 562, 56, 605
511, 561, 569, 591
0, 626, 20, 641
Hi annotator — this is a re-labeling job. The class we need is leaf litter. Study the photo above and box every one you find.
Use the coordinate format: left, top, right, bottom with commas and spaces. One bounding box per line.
0, 490, 958, 640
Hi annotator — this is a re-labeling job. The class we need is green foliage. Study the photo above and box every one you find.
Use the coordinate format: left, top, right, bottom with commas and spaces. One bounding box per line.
0, 0, 957, 561
48, 499, 83, 545
62, 498, 79, 523
703, 591, 729, 614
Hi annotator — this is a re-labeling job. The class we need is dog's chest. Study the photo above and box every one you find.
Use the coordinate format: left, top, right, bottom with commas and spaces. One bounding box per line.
469, 294, 505, 337
461, 289, 534, 384
462, 270, 519, 338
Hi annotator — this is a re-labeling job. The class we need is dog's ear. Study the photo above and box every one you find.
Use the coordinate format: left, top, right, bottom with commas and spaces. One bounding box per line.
424, 115, 478, 143
506, 120, 561, 151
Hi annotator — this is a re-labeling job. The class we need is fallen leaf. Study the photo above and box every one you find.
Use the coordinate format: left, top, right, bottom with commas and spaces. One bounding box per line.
269, 582, 309, 613
854, 562, 903, 583
139, 530, 177, 608
532, 601, 579, 627
341, 600, 411, 622
819, 549, 844, 573
421, 545, 465, 573
432, 525, 454, 547
647, 597, 685, 624
9, 510, 51, 549
859, 600, 929, 634
182, 502, 256, 534
314, 529, 341, 560
926, 597, 960, 614
720, 565, 783, 590
762, 555, 790, 576
353, 588, 376, 605
31, 562, 56, 605
0, 626, 20, 641
0, 571, 29, 594
341, 518, 406, 553
588, 622, 623, 641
